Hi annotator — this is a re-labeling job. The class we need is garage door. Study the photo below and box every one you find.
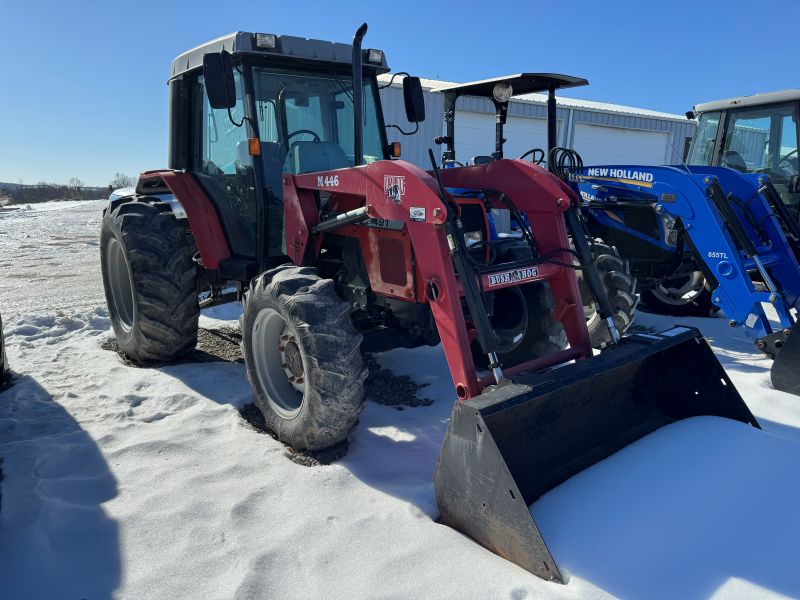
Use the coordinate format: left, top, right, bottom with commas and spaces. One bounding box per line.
573, 123, 670, 166
454, 111, 559, 164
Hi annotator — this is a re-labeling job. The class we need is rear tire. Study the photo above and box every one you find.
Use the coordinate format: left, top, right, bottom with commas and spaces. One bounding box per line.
100, 199, 199, 363
241, 265, 368, 451
577, 241, 637, 349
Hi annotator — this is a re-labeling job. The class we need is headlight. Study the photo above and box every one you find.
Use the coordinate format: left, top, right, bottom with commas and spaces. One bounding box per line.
464, 231, 483, 247
492, 82, 513, 103
661, 213, 678, 246
255, 33, 277, 49
367, 49, 384, 64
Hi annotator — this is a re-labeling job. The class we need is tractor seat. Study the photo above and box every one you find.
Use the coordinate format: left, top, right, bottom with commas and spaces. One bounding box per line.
722, 150, 748, 172
283, 141, 351, 175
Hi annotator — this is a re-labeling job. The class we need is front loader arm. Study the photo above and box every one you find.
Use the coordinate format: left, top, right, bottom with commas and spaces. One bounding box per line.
580, 165, 800, 338
285, 158, 596, 399
285, 160, 483, 398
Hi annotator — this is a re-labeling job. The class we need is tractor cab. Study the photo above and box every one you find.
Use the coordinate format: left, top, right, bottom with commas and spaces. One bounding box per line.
165, 30, 424, 275
432, 73, 588, 167
687, 89, 800, 222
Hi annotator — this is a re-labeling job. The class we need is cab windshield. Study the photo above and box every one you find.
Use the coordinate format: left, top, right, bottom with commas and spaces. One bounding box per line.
250, 66, 386, 173
191, 65, 387, 260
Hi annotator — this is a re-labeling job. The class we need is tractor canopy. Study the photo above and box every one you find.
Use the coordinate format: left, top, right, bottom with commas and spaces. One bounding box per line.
432, 73, 588, 164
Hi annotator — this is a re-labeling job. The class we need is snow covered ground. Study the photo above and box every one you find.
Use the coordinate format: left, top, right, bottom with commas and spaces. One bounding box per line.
0, 200, 107, 322
1, 201, 800, 599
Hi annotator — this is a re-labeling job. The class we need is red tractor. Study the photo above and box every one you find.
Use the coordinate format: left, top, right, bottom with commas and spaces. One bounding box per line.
101, 25, 759, 581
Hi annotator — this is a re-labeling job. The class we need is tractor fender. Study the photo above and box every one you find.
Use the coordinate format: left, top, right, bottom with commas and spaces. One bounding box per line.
108, 187, 187, 220
108, 170, 231, 270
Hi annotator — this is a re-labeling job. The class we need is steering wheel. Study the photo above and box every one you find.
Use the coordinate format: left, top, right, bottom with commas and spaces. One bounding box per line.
777, 148, 799, 171
287, 129, 321, 143
519, 148, 546, 165
755, 149, 798, 184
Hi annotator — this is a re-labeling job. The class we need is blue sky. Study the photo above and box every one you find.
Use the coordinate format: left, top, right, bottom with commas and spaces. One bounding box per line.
1, 0, 798, 185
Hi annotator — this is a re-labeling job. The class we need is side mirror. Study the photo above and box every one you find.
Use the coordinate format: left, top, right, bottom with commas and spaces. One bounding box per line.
203, 51, 236, 110
790, 175, 800, 194
403, 76, 425, 123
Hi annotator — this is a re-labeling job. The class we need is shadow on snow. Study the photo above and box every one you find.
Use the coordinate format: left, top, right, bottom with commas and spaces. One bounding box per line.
0, 374, 121, 599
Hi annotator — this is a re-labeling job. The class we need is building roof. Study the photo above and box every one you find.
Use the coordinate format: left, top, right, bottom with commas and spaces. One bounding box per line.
377, 74, 689, 122
693, 88, 800, 113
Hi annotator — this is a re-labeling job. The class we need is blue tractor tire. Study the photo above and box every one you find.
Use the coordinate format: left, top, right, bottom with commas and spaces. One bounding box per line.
641, 270, 715, 317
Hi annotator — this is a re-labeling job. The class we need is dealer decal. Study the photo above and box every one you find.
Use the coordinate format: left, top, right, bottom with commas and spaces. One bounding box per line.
384, 175, 406, 204
488, 267, 539, 286
409, 206, 426, 222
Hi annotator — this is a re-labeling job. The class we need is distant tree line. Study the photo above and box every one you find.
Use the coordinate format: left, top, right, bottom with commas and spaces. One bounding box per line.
0, 173, 137, 205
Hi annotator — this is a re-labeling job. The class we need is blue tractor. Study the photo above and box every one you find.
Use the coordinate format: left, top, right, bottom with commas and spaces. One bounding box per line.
432, 76, 800, 395
592, 89, 800, 317
574, 90, 800, 396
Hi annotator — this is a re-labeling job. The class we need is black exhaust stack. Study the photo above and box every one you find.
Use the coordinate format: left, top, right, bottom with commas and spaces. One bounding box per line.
352, 23, 368, 167
547, 85, 557, 165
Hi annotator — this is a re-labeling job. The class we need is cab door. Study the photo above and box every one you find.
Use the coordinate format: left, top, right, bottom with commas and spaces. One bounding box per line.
190, 69, 259, 259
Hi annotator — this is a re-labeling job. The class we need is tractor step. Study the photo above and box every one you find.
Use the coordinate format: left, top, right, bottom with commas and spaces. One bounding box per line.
434, 326, 760, 582
219, 258, 258, 281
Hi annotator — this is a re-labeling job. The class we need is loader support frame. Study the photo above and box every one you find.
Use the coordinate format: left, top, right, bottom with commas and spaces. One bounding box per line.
286, 158, 593, 399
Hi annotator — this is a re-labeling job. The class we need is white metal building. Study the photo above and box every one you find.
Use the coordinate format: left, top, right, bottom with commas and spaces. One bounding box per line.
378, 74, 697, 169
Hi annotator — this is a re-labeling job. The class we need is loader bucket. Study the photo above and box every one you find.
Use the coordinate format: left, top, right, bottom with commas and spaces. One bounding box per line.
434, 327, 759, 583
771, 322, 800, 396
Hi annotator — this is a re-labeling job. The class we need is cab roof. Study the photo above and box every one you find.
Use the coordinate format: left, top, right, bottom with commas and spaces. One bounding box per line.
694, 88, 800, 114
433, 73, 588, 98
169, 31, 390, 81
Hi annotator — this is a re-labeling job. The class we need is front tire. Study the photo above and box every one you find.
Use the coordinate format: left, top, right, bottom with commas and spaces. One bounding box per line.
485, 283, 568, 367
242, 265, 368, 451
642, 271, 714, 317
100, 199, 200, 363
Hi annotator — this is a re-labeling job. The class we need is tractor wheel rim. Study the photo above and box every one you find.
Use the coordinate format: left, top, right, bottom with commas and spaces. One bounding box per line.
106, 238, 135, 332
651, 271, 706, 306
252, 308, 305, 419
